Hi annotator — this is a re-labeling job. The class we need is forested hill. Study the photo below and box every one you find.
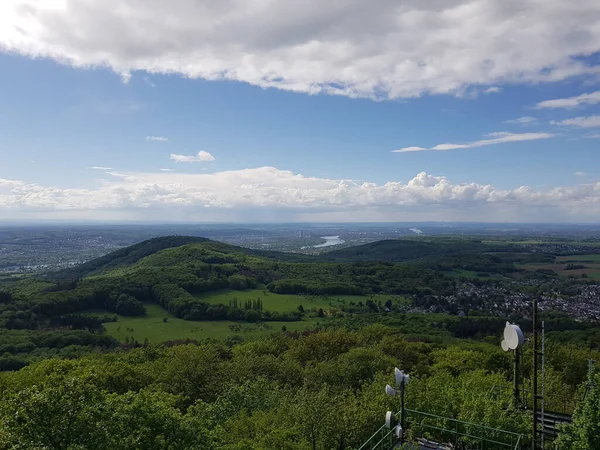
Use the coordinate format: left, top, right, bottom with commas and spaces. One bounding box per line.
51, 236, 212, 280
52, 236, 501, 281
322, 238, 491, 262
4, 235, 563, 336
5, 236, 467, 332
51, 236, 493, 281
50, 235, 313, 281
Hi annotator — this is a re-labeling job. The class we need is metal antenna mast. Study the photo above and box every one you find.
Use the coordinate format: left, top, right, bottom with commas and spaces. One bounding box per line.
501, 321, 524, 409
541, 320, 545, 450
532, 297, 538, 450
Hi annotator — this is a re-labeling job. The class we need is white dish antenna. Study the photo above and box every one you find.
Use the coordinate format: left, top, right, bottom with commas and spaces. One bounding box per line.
501, 322, 524, 351
385, 384, 397, 396
385, 411, 397, 429
395, 368, 409, 386
394, 425, 403, 439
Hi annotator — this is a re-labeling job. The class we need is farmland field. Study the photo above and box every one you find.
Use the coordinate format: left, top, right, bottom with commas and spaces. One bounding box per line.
101, 304, 321, 343
516, 253, 600, 280
557, 254, 600, 263
194, 289, 409, 312
98, 290, 410, 343
442, 269, 508, 280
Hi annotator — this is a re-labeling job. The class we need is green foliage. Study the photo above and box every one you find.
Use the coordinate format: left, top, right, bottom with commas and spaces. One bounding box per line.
0, 328, 525, 449
0, 328, 118, 369
0, 324, 597, 449
556, 373, 600, 449
0, 290, 12, 303
565, 263, 587, 270
0, 375, 200, 449
114, 293, 146, 316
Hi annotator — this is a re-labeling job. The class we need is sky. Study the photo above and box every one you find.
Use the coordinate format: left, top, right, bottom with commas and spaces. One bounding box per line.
0, 0, 600, 223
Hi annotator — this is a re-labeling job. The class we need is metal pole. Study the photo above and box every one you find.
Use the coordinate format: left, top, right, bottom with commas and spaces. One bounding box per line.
541, 320, 545, 450
400, 380, 406, 442
514, 347, 520, 408
532, 297, 538, 450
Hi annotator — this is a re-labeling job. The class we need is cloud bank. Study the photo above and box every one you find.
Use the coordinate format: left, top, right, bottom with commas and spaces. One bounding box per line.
1, 167, 600, 222
1, 1, 600, 99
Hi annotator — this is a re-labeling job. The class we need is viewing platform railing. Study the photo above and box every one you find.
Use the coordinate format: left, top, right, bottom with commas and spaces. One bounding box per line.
358, 409, 523, 450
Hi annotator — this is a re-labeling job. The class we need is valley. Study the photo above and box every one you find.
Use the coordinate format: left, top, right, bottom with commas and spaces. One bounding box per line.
2, 230, 600, 449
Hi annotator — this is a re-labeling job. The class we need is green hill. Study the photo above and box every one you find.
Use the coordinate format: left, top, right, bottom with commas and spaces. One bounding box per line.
50, 236, 499, 283
50, 236, 314, 282
3, 235, 535, 343
50, 236, 211, 280
5, 237, 458, 330
322, 238, 490, 262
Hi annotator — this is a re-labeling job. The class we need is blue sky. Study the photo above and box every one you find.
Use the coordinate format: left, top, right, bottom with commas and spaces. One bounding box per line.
1, 0, 600, 222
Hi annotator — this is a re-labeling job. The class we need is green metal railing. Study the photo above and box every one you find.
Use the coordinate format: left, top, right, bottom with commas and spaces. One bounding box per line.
357, 422, 398, 450
358, 409, 523, 450
405, 409, 522, 450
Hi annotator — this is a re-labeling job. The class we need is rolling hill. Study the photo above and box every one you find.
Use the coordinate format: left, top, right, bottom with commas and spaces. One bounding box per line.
322, 238, 491, 262
6, 236, 466, 330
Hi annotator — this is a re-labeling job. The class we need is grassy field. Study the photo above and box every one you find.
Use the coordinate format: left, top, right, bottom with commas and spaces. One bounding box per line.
194, 289, 410, 312
0, 273, 28, 287
101, 305, 320, 344
516, 259, 600, 280
443, 269, 507, 280
557, 254, 600, 263
98, 290, 409, 343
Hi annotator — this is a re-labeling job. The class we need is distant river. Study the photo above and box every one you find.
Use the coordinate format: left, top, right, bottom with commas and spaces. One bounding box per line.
302, 235, 345, 249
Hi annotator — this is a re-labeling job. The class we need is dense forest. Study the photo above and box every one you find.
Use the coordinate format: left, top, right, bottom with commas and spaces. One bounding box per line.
1, 326, 599, 449
1, 236, 600, 448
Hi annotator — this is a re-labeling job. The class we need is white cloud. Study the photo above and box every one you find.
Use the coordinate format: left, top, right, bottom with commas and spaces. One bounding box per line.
146, 136, 168, 142
574, 172, 586, 177
170, 151, 216, 163
504, 116, 537, 125
585, 133, 600, 138
105, 171, 131, 179
484, 87, 502, 94
535, 91, 600, 109
89, 166, 114, 170
1, 1, 600, 100
2, 167, 600, 222
394, 132, 554, 153
551, 116, 600, 128
392, 146, 427, 153
160, 169, 175, 172
143, 76, 156, 87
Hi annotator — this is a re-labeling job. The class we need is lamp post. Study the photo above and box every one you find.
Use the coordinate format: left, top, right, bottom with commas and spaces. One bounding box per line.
385, 367, 410, 443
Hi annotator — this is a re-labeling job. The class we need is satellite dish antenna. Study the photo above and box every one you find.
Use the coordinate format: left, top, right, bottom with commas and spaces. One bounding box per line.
394, 425, 403, 439
385, 411, 397, 429
501, 339, 510, 352
395, 368, 407, 386
503, 322, 524, 350
385, 384, 397, 396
